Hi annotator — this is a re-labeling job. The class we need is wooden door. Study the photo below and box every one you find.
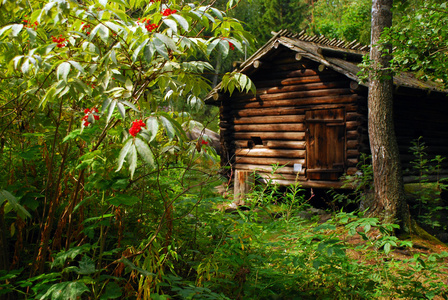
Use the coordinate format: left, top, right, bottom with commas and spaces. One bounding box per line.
306, 108, 346, 180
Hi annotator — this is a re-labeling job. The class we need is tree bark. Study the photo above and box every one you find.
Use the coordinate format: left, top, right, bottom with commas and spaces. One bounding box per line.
368, 0, 411, 233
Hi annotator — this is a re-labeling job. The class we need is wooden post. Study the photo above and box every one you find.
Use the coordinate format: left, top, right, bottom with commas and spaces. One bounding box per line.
234, 170, 254, 205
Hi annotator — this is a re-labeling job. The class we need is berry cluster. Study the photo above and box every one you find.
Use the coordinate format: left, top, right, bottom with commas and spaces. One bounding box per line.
82, 107, 100, 127
145, 21, 157, 32
149, 0, 161, 2
81, 22, 91, 35
51, 35, 66, 48
137, 18, 158, 32
162, 8, 177, 16
129, 119, 146, 137
23, 17, 38, 29
201, 140, 208, 145
228, 41, 235, 51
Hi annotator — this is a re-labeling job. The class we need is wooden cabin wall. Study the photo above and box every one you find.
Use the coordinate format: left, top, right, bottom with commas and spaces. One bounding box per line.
219, 50, 369, 187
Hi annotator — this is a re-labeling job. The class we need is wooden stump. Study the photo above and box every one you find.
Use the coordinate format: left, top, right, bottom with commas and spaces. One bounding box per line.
233, 170, 254, 205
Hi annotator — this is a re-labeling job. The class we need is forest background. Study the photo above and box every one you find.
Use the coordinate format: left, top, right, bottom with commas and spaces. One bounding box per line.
1, 0, 448, 299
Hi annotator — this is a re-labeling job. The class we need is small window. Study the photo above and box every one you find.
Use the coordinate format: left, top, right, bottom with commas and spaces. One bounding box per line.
251, 136, 263, 145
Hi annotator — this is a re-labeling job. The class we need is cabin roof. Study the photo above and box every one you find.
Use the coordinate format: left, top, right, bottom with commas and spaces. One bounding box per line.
206, 29, 446, 103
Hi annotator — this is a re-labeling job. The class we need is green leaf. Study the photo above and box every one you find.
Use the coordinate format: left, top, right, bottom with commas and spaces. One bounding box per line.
128, 144, 137, 179
21, 59, 30, 73
39, 281, 89, 300
100, 282, 122, 300
40, 86, 57, 108
11, 24, 23, 37
206, 38, 220, 56
218, 39, 229, 58
119, 258, 155, 277
107, 194, 139, 206
143, 43, 154, 62
110, 49, 117, 64
57, 62, 71, 82
172, 14, 189, 31
51, 244, 92, 268
132, 38, 149, 63
159, 116, 175, 140
125, 78, 133, 92
210, 7, 224, 20
99, 0, 107, 8
163, 18, 177, 33
116, 138, 133, 172
0, 190, 31, 219
117, 102, 126, 119
144, 117, 158, 142
134, 137, 154, 167
0, 25, 12, 37
76, 256, 95, 275
63, 129, 82, 143
122, 100, 138, 112
152, 38, 169, 59
91, 24, 109, 43
155, 33, 177, 51
68, 60, 85, 74
313, 224, 336, 232
106, 99, 117, 123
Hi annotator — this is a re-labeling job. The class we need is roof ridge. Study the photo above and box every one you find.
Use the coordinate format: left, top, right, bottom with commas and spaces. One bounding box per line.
272, 29, 369, 52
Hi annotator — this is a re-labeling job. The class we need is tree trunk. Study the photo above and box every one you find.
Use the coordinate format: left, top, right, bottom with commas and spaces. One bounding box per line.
368, 0, 411, 233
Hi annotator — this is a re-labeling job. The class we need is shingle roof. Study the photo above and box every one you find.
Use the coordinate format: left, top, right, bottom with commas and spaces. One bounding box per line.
206, 29, 446, 103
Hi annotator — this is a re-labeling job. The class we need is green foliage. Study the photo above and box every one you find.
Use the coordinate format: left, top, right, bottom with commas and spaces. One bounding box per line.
190, 197, 448, 299
330, 153, 373, 206
0, 0, 254, 298
407, 137, 448, 230
385, 0, 448, 87
309, 0, 372, 45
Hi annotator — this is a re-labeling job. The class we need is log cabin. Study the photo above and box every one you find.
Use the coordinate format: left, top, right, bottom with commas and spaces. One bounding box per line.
205, 30, 448, 191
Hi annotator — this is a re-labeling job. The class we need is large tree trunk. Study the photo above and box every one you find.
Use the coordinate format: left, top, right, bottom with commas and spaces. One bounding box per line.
368, 0, 410, 233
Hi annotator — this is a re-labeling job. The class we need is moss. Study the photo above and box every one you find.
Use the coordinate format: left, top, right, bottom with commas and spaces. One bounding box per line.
410, 219, 447, 246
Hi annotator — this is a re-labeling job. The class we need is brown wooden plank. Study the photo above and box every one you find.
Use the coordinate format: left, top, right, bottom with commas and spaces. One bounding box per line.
254, 74, 341, 88
234, 170, 254, 202
235, 156, 305, 166
347, 140, 359, 149
233, 88, 354, 103
249, 172, 306, 181
234, 163, 305, 175
235, 148, 306, 158
265, 140, 306, 149
346, 112, 366, 122
346, 167, 358, 175
233, 123, 305, 132
233, 115, 305, 124
230, 104, 358, 117
234, 141, 248, 148
263, 68, 334, 79
233, 132, 305, 140
234, 140, 306, 149
347, 130, 358, 140
346, 121, 360, 131
347, 158, 359, 167
255, 172, 352, 188
347, 149, 360, 157
232, 94, 359, 109
254, 81, 349, 95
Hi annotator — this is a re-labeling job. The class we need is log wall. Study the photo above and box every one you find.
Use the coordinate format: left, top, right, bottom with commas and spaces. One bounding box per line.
220, 51, 369, 187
